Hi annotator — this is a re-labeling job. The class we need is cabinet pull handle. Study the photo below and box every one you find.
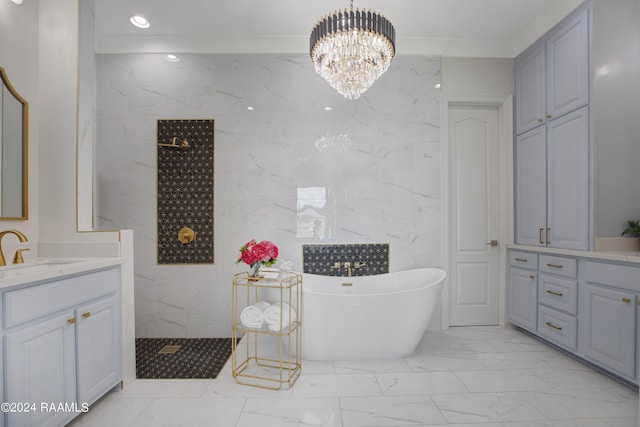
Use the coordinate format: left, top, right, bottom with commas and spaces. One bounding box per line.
537, 118, 544, 123
622, 298, 631, 303
514, 258, 528, 263
546, 114, 551, 119
529, 275, 535, 279
545, 322, 562, 330
546, 228, 550, 244
539, 228, 544, 244
546, 290, 563, 297
546, 263, 563, 269
82, 312, 91, 319
67, 317, 76, 325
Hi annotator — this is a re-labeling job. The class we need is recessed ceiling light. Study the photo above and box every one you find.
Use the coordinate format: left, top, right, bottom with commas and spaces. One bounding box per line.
165, 54, 180, 63
129, 15, 150, 29
434, 83, 441, 89
247, 106, 255, 111
323, 106, 333, 111
11, 0, 23, 4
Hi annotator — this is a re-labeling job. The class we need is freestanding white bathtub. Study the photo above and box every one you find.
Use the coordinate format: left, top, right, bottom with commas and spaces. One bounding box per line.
301, 268, 446, 361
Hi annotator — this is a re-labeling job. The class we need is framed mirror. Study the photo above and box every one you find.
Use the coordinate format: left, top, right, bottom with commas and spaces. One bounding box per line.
0, 66, 28, 220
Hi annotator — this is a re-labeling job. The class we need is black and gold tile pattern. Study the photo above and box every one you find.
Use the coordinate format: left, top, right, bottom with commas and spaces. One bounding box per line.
157, 119, 214, 264
302, 243, 390, 276
136, 338, 234, 379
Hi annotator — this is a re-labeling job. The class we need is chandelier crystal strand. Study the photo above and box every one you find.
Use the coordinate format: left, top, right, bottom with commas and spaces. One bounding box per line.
310, 4, 395, 100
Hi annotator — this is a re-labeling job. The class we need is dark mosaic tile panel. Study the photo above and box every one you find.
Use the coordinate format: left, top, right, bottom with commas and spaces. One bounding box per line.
302, 243, 389, 276
136, 338, 234, 379
157, 119, 214, 264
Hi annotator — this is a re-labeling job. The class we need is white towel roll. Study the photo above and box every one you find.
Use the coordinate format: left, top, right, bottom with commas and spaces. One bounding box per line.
240, 301, 270, 328
263, 302, 297, 332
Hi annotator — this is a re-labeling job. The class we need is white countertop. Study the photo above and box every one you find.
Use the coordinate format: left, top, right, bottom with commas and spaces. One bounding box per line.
0, 257, 124, 290
508, 244, 640, 265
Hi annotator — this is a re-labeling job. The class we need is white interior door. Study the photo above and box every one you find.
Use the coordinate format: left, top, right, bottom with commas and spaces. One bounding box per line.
449, 105, 501, 326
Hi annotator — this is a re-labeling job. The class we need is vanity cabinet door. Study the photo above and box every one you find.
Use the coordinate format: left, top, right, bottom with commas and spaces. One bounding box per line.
515, 42, 546, 135
76, 295, 121, 405
515, 126, 547, 246
546, 106, 589, 251
580, 283, 636, 380
5, 311, 77, 427
545, 7, 589, 120
509, 268, 538, 332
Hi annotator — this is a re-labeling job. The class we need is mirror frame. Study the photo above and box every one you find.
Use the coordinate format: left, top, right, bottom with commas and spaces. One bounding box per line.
0, 66, 28, 220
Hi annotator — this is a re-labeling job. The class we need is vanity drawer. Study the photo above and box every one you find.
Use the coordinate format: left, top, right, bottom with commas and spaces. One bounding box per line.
538, 305, 577, 351
539, 255, 577, 278
509, 251, 538, 270
3, 267, 119, 329
539, 274, 578, 315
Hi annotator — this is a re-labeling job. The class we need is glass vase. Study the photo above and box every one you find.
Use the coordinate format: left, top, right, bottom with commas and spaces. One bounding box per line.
248, 262, 261, 280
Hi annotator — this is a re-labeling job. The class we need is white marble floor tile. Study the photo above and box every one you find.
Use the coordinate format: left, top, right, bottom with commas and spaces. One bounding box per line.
534, 367, 623, 390
475, 351, 591, 371
340, 395, 446, 426
405, 352, 486, 372
292, 374, 382, 398
334, 358, 412, 374
301, 359, 336, 375
202, 373, 294, 399
376, 371, 469, 395
236, 397, 341, 427
68, 326, 639, 426
431, 392, 547, 423
454, 368, 552, 392
128, 397, 245, 427
116, 379, 211, 398
516, 387, 639, 420
68, 396, 152, 427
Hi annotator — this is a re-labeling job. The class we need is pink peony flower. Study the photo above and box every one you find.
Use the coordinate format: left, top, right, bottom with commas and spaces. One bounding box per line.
236, 239, 279, 267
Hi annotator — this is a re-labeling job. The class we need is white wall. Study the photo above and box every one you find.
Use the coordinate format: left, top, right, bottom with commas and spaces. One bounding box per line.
592, 0, 640, 237
441, 58, 515, 96
95, 54, 441, 337
0, 0, 39, 255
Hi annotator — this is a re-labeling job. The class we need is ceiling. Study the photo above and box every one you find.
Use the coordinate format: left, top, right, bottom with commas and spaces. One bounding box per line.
94, 0, 585, 58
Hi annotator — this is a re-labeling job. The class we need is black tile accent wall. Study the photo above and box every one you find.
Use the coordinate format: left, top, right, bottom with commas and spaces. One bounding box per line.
302, 243, 389, 276
157, 119, 214, 264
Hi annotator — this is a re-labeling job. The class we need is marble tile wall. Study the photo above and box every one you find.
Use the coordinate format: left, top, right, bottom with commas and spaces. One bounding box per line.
95, 53, 441, 337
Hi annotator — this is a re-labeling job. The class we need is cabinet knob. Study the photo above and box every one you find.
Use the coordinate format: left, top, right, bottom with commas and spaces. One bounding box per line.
529, 275, 535, 279
67, 317, 76, 325
82, 312, 91, 319
537, 118, 544, 123
622, 298, 631, 303
546, 114, 551, 119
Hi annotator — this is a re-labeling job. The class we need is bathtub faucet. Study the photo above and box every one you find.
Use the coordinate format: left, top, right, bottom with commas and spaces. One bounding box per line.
330, 261, 353, 277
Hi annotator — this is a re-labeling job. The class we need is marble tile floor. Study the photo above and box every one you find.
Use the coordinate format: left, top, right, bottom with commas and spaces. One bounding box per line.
68, 326, 639, 427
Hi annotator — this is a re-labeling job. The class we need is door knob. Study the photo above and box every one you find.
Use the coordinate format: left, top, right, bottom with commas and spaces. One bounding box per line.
486, 240, 499, 247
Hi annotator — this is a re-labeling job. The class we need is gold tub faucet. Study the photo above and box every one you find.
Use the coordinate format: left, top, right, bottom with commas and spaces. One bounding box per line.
0, 229, 28, 266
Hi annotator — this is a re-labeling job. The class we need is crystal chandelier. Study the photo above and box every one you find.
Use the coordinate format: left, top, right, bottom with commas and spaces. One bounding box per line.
310, 0, 396, 100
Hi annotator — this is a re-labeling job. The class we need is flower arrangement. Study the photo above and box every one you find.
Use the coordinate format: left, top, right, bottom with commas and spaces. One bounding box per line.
236, 239, 279, 277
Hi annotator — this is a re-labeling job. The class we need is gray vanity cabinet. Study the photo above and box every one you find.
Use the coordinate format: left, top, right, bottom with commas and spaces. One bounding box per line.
580, 261, 638, 382
514, 2, 591, 251
508, 251, 538, 332
2, 267, 121, 427
515, 6, 590, 135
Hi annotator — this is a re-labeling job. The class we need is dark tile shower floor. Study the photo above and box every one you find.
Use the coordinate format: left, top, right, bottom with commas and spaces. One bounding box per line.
135, 338, 235, 379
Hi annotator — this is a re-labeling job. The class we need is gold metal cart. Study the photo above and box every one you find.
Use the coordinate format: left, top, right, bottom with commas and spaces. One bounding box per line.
231, 271, 302, 389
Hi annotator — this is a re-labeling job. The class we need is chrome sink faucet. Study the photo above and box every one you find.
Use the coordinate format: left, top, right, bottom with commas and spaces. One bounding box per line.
0, 229, 28, 266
